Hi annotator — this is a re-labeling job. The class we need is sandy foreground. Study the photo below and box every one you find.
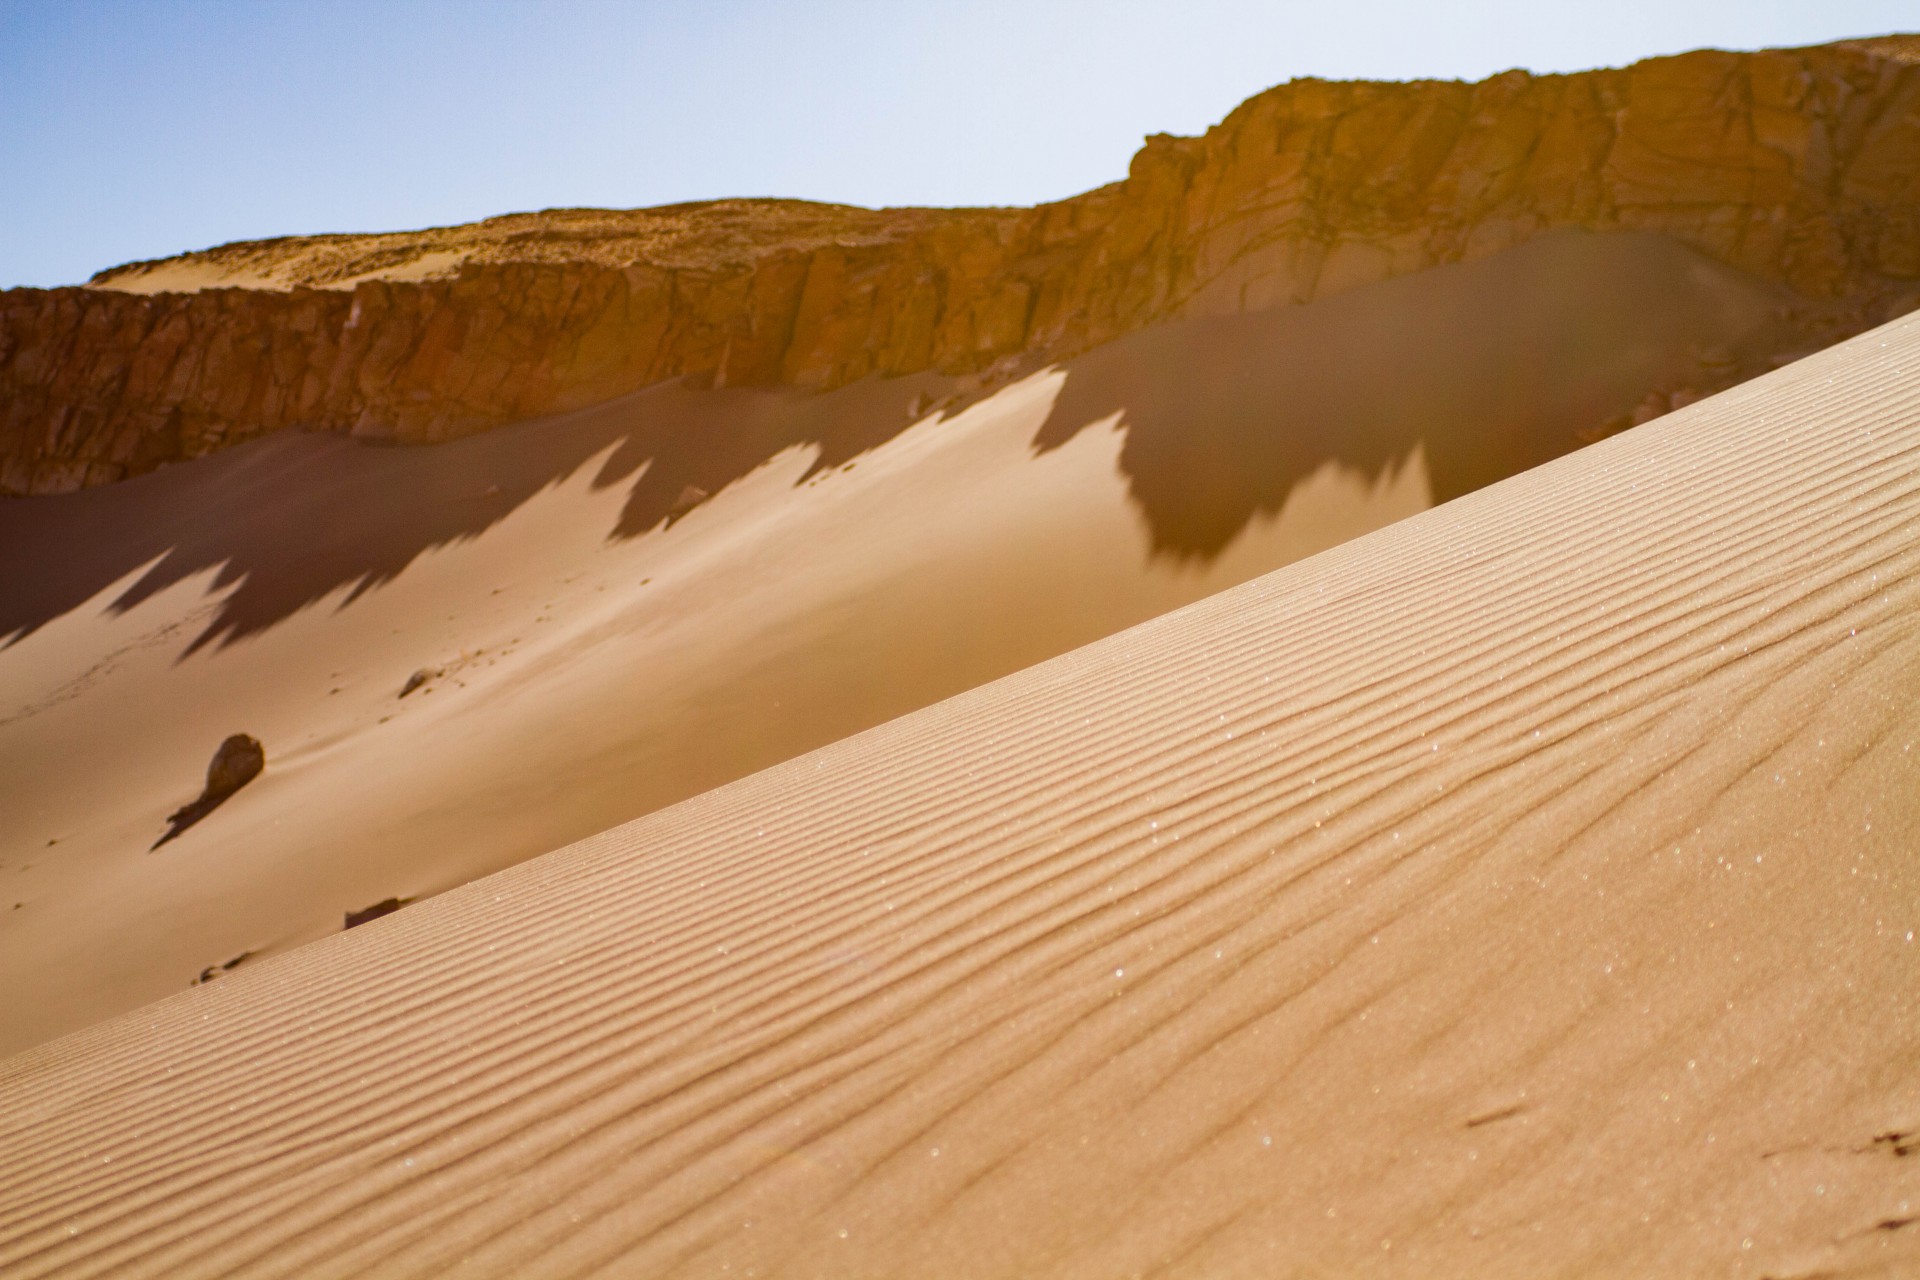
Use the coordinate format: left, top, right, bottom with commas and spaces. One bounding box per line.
0, 281, 1916, 1276
0, 229, 1818, 1054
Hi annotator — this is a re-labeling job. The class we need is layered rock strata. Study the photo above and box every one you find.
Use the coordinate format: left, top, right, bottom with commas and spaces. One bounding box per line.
4, 37, 1919, 495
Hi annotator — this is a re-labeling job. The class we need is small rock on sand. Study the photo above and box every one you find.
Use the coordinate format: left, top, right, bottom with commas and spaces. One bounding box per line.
152, 735, 265, 850
399, 668, 440, 698
345, 897, 412, 930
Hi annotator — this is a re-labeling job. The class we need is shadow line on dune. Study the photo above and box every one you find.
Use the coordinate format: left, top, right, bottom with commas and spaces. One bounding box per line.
0, 230, 1834, 656
0, 373, 946, 655
1031, 229, 1821, 560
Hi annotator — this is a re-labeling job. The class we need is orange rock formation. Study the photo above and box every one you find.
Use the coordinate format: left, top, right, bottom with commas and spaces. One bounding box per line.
3, 37, 1918, 496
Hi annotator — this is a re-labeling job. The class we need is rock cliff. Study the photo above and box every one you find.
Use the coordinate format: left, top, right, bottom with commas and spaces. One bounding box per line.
4, 37, 1919, 496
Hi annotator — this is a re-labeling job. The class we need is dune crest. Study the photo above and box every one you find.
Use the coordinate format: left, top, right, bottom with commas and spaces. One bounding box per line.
2, 300, 1915, 1277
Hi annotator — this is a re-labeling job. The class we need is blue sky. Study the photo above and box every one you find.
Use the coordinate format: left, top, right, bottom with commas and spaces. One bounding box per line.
2, 0, 1913, 287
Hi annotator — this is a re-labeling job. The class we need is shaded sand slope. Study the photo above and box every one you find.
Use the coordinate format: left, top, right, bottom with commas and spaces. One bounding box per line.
3, 293, 1918, 1278
0, 232, 1824, 1052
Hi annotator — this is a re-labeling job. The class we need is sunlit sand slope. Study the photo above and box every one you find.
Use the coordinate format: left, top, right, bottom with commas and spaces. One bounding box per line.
3, 313, 1919, 1277
0, 229, 1801, 1055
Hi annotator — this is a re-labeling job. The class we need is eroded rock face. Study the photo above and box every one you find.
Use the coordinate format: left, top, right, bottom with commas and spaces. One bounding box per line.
4, 39, 1918, 496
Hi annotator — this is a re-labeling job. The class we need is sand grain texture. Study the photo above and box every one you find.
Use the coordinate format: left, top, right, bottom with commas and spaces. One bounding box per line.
1, 312, 1919, 1277
0, 230, 1812, 1052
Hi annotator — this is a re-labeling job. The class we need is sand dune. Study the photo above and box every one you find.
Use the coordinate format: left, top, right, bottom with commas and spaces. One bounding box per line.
0, 230, 1828, 1053
1, 277, 1916, 1276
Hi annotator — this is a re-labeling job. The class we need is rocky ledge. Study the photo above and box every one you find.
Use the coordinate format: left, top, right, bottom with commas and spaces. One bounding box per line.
3, 37, 1918, 496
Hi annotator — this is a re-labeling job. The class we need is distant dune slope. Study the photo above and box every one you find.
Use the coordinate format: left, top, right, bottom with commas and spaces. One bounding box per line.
2, 297, 1916, 1277
2, 37, 1918, 494
0, 229, 1832, 1054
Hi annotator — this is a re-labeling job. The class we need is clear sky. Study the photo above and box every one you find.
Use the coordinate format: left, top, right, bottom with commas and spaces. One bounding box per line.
2, 0, 1913, 288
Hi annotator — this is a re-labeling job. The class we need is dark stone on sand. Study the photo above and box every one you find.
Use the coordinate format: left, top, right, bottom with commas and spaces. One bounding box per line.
345, 897, 411, 930
152, 734, 264, 850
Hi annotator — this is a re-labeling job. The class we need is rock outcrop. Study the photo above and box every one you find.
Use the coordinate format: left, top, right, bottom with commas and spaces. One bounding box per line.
4, 37, 1919, 496
152, 733, 265, 850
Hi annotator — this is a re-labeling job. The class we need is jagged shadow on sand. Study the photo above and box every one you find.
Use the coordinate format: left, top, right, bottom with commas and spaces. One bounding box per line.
0, 373, 945, 654
0, 231, 1830, 653
1031, 230, 1819, 559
